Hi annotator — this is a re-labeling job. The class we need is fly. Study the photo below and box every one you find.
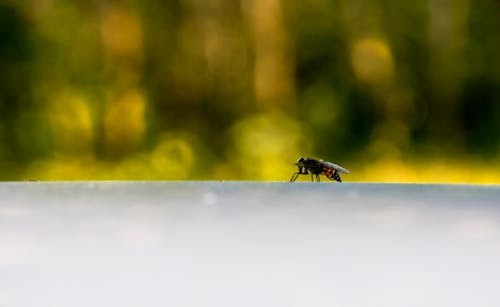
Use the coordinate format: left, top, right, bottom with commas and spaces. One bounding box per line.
290, 157, 350, 182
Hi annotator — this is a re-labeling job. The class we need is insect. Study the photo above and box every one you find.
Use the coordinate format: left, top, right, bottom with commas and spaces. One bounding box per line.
290, 157, 350, 182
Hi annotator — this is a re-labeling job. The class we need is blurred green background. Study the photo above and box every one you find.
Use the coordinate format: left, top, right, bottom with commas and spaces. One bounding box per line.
0, 0, 498, 182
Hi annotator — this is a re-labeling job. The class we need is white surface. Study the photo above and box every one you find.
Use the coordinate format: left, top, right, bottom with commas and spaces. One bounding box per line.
1, 182, 499, 307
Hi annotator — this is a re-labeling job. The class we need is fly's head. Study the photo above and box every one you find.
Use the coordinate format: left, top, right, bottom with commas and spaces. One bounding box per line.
294, 157, 306, 169
294, 157, 308, 173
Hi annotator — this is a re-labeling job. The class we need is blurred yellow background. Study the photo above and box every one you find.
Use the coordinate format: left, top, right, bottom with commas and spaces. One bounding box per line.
0, 0, 498, 182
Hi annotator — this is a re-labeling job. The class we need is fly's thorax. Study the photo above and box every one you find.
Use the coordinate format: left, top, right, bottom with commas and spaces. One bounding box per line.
302, 158, 322, 174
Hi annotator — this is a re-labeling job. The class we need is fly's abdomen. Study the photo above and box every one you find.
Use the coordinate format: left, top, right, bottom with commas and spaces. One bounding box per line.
323, 167, 342, 182
332, 171, 342, 182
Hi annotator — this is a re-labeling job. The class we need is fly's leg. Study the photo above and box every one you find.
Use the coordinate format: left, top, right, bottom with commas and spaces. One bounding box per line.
291, 168, 308, 182
316, 174, 320, 182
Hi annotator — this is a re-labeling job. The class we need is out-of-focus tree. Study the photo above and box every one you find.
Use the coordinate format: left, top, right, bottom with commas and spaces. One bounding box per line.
0, 0, 498, 182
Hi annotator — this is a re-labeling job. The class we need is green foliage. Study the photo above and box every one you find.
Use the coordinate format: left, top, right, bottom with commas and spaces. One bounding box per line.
0, 1, 498, 182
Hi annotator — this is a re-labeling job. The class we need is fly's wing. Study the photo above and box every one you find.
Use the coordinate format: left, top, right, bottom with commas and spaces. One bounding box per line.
320, 161, 350, 174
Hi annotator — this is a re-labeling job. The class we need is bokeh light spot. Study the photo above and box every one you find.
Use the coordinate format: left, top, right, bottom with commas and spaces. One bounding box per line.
230, 112, 309, 180
49, 91, 93, 154
351, 38, 394, 83
104, 89, 146, 152
151, 134, 195, 179
100, 7, 143, 57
